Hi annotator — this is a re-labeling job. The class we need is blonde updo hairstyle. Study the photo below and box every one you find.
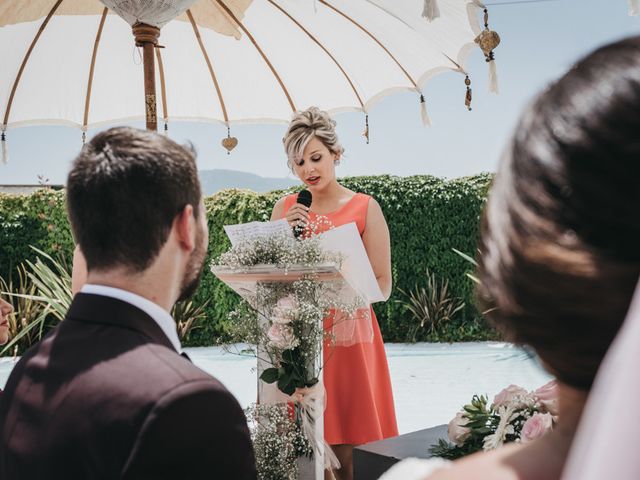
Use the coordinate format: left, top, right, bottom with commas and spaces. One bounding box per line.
283, 107, 344, 170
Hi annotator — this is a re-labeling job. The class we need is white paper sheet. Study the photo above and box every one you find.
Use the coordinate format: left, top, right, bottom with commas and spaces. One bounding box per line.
223, 219, 292, 246
318, 222, 385, 304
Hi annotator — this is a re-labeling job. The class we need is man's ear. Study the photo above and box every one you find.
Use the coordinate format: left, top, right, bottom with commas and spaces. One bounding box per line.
175, 204, 196, 251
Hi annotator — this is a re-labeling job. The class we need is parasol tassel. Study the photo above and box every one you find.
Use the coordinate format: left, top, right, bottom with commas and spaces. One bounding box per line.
1, 131, 7, 164
488, 59, 499, 94
420, 95, 431, 126
362, 114, 370, 144
465, 75, 473, 111
475, 8, 501, 94
422, 0, 440, 21
630, 0, 640, 15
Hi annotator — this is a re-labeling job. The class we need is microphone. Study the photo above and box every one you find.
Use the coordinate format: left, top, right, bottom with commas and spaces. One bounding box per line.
294, 189, 312, 238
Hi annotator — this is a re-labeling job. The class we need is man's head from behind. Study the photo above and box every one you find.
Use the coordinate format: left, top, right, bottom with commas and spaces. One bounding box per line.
67, 126, 207, 302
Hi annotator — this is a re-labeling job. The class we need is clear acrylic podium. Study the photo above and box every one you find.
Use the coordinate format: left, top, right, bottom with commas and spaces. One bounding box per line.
213, 262, 349, 480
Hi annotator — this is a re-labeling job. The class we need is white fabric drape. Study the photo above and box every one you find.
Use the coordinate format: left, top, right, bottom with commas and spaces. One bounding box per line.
562, 279, 640, 480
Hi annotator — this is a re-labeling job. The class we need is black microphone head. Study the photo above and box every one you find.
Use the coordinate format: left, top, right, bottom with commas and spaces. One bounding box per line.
297, 189, 312, 208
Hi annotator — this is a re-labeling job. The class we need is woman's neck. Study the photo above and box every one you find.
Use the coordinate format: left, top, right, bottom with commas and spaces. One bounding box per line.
543, 382, 588, 458
310, 179, 345, 206
313, 178, 343, 201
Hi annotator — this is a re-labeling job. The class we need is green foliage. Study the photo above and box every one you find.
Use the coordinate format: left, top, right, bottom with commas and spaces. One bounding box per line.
0, 189, 75, 282
0, 174, 497, 346
0, 247, 73, 355
429, 394, 493, 459
171, 297, 211, 343
338, 174, 496, 342
0, 266, 47, 356
397, 268, 465, 342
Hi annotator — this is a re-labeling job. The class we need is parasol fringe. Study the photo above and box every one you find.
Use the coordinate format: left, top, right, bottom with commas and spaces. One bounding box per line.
362, 114, 370, 144
630, 0, 640, 15
488, 60, 499, 94
422, 0, 440, 21
419, 95, 431, 126
465, 75, 473, 111
1, 130, 7, 164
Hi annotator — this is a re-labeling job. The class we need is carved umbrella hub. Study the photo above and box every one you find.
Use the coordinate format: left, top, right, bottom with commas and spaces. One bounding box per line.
132, 23, 161, 131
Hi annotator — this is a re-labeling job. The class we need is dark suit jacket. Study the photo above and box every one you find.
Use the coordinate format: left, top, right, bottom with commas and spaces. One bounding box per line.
0, 293, 256, 479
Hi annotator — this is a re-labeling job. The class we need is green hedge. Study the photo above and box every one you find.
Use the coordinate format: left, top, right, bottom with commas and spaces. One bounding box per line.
0, 174, 496, 344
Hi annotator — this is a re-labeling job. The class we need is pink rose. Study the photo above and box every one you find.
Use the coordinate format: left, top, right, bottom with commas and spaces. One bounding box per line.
521, 412, 553, 443
493, 385, 528, 408
267, 324, 299, 350
277, 296, 297, 310
448, 412, 471, 447
534, 380, 559, 415
272, 296, 299, 324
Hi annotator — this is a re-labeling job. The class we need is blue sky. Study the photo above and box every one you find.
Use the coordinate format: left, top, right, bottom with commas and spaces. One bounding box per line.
1, 0, 638, 185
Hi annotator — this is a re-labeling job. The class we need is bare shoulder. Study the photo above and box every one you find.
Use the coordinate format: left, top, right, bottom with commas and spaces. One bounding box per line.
365, 197, 386, 223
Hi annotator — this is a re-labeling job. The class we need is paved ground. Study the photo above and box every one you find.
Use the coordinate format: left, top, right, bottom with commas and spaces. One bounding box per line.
0, 342, 550, 434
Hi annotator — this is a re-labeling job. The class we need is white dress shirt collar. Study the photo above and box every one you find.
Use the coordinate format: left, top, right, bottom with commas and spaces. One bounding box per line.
79, 284, 182, 353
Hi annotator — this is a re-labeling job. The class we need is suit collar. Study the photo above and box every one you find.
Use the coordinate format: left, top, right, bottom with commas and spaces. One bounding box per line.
67, 293, 176, 351
79, 284, 181, 352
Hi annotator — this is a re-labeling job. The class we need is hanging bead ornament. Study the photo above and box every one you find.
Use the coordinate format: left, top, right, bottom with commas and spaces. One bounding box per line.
82, 131, 86, 145
222, 125, 238, 155
1, 128, 7, 164
474, 7, 501, 94
465, 76, 473, 111
419, 94, 431, 126
362, 114, 370, 144
163, 121, 169, 137
422, 0, 440, 22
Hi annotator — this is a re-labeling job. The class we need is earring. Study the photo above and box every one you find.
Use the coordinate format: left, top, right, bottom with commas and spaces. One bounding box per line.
334, 159, 341, 166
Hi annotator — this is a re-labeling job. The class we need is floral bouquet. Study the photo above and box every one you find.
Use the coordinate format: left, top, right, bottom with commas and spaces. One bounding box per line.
213, 232, 361, 478
431, 381, 558, 459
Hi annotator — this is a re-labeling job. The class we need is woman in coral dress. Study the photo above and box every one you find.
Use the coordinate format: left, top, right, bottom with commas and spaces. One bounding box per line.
271, 107, 398, 480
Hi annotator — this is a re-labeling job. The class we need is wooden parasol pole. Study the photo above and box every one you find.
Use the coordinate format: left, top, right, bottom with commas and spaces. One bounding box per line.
132, 23, 160, 131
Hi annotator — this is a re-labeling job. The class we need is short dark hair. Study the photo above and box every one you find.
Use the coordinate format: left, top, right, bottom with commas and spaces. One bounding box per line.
67, 126, 202, 272
478, 36, 640, 390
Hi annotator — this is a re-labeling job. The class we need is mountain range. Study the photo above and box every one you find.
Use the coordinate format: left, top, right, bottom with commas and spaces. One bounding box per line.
198, 169, 298, 195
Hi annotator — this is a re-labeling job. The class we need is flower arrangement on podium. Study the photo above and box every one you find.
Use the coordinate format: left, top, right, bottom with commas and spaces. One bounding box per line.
431, 381, 558, 459
212, 232, 364, 478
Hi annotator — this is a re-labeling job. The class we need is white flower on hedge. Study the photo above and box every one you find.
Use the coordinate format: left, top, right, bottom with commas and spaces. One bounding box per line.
267, 323, 299, 350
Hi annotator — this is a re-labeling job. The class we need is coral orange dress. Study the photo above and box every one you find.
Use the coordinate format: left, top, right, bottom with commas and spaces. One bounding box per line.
281, 192, 398, 445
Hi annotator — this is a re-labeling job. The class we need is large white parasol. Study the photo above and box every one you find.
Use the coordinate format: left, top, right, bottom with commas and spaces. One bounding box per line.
0, 0, 500, 158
